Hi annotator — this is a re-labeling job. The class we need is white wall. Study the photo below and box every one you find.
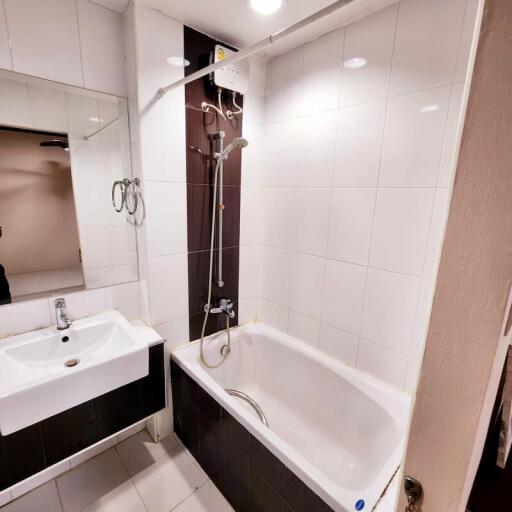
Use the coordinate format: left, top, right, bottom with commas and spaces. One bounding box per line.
240, 0, 479, 391
0, 0, 126, 96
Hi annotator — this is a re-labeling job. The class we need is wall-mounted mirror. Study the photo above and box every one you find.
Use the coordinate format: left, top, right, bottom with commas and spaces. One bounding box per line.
0, 69, 138, 304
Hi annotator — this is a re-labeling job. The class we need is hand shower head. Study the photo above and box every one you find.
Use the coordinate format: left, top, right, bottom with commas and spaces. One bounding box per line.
219, 137, 248, 160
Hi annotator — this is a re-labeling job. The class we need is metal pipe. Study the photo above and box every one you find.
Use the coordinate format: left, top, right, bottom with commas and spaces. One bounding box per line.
225, 389, 269, 427
84, 116, 119, 141
216, 132, 225, 287
156, 0, 354, 97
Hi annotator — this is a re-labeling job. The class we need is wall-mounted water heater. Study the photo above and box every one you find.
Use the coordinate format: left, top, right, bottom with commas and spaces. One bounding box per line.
211, 44, 250, 95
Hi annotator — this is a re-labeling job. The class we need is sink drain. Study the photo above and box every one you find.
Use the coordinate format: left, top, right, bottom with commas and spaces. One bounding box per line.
65, 359, 79, 368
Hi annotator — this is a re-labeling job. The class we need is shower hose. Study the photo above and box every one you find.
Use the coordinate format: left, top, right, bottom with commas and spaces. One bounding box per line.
199, 157, 231, 369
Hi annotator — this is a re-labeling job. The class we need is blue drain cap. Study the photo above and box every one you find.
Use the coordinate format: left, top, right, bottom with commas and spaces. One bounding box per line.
355, 499, 365, 511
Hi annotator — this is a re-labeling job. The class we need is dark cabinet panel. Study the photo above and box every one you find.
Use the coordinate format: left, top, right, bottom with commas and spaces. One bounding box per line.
0, 343, 165, 492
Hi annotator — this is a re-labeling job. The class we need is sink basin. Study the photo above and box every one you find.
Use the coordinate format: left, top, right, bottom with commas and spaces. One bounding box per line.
0, 310, 149, 435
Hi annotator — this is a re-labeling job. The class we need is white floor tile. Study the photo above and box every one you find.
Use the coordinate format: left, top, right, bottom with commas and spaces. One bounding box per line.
116, 430, 179, 477
132, 446, 208, 512
173, 482, 234, 512
56, 449, 129, 512
80, 481, 146, 512
70, 437, 118, 469
1, 481, 62, 512
11, 459, 70, 499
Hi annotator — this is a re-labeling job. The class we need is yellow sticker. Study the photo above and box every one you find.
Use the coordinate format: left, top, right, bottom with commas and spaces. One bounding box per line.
217, 48, 225, 61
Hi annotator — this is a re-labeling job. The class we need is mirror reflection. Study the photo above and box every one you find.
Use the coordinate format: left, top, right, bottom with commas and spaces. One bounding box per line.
0, 70, 138, 303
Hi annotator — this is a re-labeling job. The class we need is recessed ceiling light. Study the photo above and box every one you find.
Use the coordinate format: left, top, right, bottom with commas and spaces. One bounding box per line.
89, 117, 103, 123
166, 56, 190, 67
248, 0, 284, 15
343, 57, 367, 69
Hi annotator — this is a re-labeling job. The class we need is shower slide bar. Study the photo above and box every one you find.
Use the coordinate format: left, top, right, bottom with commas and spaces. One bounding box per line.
225, 389, 269, 427
156, 0, 355, 98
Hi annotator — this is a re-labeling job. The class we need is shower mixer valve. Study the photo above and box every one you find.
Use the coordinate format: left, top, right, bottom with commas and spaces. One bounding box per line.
204, 298, 235, 319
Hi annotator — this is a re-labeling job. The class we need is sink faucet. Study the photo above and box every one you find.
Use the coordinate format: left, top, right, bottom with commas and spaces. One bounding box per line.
55, 298, 72, 330
204, 298, 236, 319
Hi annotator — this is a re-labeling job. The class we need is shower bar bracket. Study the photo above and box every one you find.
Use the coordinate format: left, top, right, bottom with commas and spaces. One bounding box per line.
225, 389, 269, 427
156, 0, 355, 98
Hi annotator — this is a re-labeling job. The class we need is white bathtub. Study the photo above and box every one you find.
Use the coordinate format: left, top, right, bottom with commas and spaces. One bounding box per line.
172, 322, 410, 512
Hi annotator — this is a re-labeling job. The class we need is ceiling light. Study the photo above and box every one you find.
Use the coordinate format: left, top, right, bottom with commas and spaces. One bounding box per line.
89, 117, 103, 123
166, 56, 190, 67
343, 57, 367, 69
421, 104, 439, 113
248, 0, 284, 15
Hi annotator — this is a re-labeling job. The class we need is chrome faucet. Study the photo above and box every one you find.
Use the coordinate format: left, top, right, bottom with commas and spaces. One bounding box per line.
204, 298, 236, 319
55, 298, 72, 330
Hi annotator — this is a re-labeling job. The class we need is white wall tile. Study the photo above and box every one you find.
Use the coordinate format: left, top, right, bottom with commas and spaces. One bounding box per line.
50, 288, 108, 320
0, 298, 51, 338
144, 182, 187, 257
154, 316, 189, 350
239, 245, 259, 299
291, 188, 330, 256
454, 0, 479, 83
319, 323, 359, 367
240, 187, 262, 246
380, 87, 451, 188
361, 268, 420, 354
297, 110, 337, 187
241, 121, 263, 187
80, 227, 112, 268
340, 4, 397, 106
147, 253, 188, 325
106, 281, 141, 320
27, 80, 68, 132
259, 246, 291, 307
238, 297, 259, 324
135, 4, 185, 182
410, 279, 435, 360
4, 0, 83, 86
243, 57, 267, 124
404, 358, 422, 393
258, 299, 289, 332
267, 46, 303, 123
423, 188, 450, 279
0, 73, 30, 127
261, 188, 294, 249
0, 0, 11, 70
263, 118, 299, 187
287, 311, 320, 349
334, 99, 386, 187
327, 188, 376, 266
370, 188, 435, 276
357, 338, 408, 389
390, 0, 466, 95
289, 252, 325, 319
301, 28, 343, 115
76, 0, 126, 96
438, 83, 465, 188
321, 260, 367, 335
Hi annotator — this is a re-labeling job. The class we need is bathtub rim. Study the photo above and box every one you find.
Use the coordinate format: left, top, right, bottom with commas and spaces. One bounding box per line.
171, 321, 411, 512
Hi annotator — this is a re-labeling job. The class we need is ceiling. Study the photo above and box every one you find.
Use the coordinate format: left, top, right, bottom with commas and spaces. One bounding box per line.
95, 0, 396, 58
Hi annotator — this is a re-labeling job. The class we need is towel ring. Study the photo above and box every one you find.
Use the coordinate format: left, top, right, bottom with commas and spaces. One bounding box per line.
112, 180, 126, 213
126, 178, 140, 215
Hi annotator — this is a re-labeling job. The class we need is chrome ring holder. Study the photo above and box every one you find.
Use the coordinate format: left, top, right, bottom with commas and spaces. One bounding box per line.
111, 178, 141, 215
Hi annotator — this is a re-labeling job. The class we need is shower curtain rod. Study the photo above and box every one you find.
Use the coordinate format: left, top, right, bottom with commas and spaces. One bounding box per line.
156, 0, 355, 98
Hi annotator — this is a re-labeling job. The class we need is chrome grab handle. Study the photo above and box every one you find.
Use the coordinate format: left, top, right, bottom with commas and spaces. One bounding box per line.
225, 389, 269, 427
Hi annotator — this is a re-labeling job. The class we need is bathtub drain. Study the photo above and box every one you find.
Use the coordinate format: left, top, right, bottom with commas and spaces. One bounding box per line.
225, 389, 269, 427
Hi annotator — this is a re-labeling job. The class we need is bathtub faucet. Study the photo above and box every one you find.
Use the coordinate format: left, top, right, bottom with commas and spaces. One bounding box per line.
204, 298, 236, 319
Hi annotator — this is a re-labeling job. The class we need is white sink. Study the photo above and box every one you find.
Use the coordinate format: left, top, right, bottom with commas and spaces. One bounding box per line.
0, 310, 149, 435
